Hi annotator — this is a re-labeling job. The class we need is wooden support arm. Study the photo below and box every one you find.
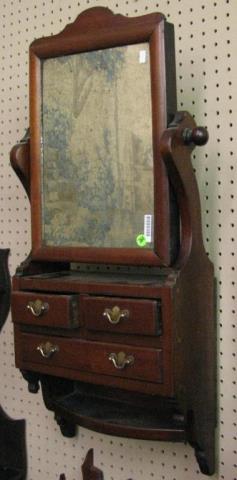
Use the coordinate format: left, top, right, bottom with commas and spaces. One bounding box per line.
161, 113, 216, 475
10, 129, 31, 198
160, 111, 209, 268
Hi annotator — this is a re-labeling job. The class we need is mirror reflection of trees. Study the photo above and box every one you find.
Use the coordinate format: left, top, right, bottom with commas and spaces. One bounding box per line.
42, 44, 154, 248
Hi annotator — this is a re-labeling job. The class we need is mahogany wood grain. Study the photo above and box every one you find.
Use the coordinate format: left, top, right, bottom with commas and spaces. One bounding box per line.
80, 295, 161, 336
18, 332, 164, 383
10, 131, 30, 198
10, 6, 215, 474
29, 7, 176, 266
161, 111, 216, 474
15, 270, 176, 297
12, 291, 80, 329
53, 398, 186, 443
11, 109, 216, 472
13, 275, 174, 396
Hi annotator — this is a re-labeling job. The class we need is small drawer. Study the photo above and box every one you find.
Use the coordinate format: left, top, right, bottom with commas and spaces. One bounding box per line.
19, 333, 163, 383
81, 295, 161, 336
11, 291, 79, 328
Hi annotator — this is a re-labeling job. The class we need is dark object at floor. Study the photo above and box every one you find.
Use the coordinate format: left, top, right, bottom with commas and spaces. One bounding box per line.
59, 449, 103, 480
0, 406, 27, 480
0, 249, 10, 332
0, 249, 27, 479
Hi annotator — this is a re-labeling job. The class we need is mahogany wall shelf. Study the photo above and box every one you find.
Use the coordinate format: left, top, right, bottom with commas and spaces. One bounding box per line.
10, 7, 216, 477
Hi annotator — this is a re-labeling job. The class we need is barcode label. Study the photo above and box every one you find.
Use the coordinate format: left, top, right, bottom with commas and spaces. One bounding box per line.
139, 50, 147, 63
144, 215, 152, 243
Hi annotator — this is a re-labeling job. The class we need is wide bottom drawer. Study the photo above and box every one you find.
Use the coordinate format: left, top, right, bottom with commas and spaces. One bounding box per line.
17, 332, 163, 384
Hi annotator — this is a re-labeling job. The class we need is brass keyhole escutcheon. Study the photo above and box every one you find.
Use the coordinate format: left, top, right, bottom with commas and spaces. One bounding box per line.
37, 341, 59, 359
27, 299, 49, 317
108, 351, 134, 370
103, 306, 129, 325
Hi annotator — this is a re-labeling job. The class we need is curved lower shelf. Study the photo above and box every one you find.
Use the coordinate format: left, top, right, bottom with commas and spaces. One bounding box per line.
43, 381, 186, 442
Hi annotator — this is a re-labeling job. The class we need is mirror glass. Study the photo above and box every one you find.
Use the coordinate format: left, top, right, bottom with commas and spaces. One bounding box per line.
41, 43, 154, 249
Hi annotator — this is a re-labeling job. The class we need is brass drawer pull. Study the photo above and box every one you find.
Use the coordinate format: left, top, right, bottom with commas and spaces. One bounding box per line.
109, 351, 134, 370
103, 306, 129, 325
27, 299, 49, 317
37, 341, 59, 359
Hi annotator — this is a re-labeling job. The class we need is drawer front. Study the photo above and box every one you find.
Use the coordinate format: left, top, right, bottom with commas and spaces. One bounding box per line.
11, 292, 79, 328
81, 295, 161, 336
20, 333, 163, 383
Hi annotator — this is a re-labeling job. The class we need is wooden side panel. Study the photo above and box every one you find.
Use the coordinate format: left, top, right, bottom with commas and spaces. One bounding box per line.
161, 112, 216, 475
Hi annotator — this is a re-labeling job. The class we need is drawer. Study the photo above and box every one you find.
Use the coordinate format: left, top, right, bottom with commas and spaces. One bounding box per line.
11, 291, 79, 328
19, 333, 163, 383
81, 295, 161, 336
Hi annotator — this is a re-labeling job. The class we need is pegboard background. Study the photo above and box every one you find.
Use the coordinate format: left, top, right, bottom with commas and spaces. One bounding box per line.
0, 0, 236, 479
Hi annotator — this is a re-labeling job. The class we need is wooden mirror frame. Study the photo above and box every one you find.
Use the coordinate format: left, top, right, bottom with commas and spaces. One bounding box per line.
29, 7, 176, 266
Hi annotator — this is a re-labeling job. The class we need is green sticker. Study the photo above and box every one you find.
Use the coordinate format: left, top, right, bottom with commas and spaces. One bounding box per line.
136, 234, 147, 247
